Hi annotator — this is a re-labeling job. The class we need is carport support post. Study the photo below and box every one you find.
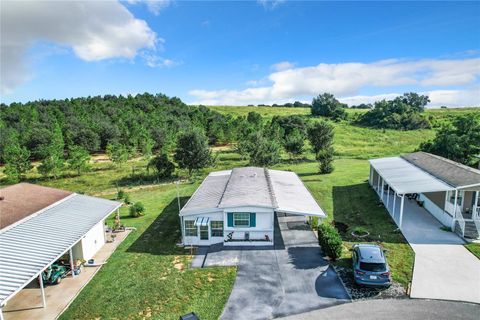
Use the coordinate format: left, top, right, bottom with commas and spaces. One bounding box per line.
386, 185, 390, 209
399, 195, 405, 229
453, 189, 459, 219
69, 248, 75, 278
393, 192, 396, 218
381, 179, 385, 202
377, 174, 381, 195
39, 273, 46, 308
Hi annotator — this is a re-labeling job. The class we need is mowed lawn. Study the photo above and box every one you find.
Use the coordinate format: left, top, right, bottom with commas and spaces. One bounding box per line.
60, 184, 236, 320
6, 107, 468, 318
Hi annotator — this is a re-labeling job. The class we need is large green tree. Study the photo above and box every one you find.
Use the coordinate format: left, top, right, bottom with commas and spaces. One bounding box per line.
67, 145, 91, 176
420, 115, 480, 166
174, 129, 213, 176
38, 124, 64, 178
148, 153, 175, 178
308, 121, 335, 173
248, 132, 282, 167
311, 93, 347, 120
3, 139, 32, 182
284, 129, 305, 159
106, 143, 129, 166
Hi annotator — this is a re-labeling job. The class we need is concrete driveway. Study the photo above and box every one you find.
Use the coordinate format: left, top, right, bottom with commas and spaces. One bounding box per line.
384, 194, 480, 304
204, 214, 350, 320
278, 299, 480, 320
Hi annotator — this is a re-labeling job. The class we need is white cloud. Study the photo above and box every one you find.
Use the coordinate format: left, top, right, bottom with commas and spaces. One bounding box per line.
189, 57, 480, 107
1, 1, 157, 93
257, 0, 286, 10
271, 61, 295, 71
142, 52, 181, 68
127, 0, 172, 15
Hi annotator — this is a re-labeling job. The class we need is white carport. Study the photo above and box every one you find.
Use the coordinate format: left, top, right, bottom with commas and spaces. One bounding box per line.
0, 194, 121, 319
268, 169, 326, 218
369, 157, 454, 228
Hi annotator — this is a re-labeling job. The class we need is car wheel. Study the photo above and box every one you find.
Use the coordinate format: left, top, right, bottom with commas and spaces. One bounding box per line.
54, 277, 62, 285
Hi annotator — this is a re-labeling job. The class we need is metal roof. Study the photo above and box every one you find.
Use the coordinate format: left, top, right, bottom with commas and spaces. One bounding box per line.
219, 167, 275, 209
402, 152, 480, 188
0, 194, 121, 305
268, 169, 326, 217
179, 170, 231, 215
370, 157, 454, 194
180, 167, 326, 218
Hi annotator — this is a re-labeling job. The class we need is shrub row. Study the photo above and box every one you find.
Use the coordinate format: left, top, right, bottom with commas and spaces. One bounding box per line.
317, 223, 343, 261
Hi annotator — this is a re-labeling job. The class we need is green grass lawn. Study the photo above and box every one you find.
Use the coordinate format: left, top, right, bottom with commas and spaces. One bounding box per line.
7, 107, 463, 318
465, 243, 480, 260
60, 184, 236, 320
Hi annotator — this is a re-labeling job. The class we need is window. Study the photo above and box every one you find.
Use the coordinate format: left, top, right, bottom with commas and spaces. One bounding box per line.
211, 221, 223, 237
200, 225, 209, 240
185, 220, 197, 237
359, 262, 386, 272
233, 213, 250, 227
449, 191, 463, 206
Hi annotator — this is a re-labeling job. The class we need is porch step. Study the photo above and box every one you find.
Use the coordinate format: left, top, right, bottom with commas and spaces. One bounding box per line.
454, 221, 479, 239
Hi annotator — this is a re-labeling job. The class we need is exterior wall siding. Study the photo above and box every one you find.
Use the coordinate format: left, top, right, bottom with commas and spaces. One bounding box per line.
419, 193, 453, 227
76, 220, 106, 261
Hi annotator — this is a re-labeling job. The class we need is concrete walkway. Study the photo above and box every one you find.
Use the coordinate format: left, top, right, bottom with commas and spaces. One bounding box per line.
278, 299, 480, 320
381, 191, 480, 304
3, 230, 130, 320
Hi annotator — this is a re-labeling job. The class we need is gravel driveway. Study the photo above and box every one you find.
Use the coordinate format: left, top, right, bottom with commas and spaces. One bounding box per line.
204, 214, 350, 320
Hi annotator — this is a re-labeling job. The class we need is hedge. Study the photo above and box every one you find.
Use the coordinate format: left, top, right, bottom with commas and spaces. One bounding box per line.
318, 223, 343, 261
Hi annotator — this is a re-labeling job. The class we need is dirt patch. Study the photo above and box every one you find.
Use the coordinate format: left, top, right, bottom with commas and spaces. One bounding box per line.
172, 256, 185, 271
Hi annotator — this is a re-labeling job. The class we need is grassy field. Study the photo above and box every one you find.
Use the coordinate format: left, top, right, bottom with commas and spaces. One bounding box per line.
5, 107, 477, 319
60, 184, 236, 320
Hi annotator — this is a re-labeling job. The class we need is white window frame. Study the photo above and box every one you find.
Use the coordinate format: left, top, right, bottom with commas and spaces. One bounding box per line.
211, 221, 223, 237
233, 213, 250, 227
185, 220, 197, 237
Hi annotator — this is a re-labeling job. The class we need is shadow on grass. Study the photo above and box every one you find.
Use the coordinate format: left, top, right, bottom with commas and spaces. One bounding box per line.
115, 173, 177, 188
126, 196, 190, 255
332, 182, 405, 244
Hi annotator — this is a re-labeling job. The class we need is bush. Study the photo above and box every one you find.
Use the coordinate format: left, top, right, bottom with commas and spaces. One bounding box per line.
148, 153, 175, 178
117, 189, 125, 200
311, 93, 347, 120
129, 202, 145, 218
317, 223, 343, 261
124, 194, 131, 205
316, 147, 334, 174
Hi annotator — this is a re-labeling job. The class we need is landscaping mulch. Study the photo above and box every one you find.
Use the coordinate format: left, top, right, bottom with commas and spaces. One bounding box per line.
334, 266, 407, 300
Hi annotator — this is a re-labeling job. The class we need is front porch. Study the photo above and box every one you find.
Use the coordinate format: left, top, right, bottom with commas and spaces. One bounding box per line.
369, 163, 480, 240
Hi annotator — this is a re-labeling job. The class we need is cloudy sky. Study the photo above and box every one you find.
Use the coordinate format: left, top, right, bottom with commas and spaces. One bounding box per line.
1, 0, 479, 107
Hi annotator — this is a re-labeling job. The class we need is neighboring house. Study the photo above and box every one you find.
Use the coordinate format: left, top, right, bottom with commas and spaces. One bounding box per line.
369, 152, 480, 239
179, 167, 326, 246
0, 183, 121, 315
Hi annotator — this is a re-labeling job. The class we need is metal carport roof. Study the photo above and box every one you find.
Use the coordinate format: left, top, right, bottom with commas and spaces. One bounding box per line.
268, 169, 326, 217
369, 157, 455, 194
0, 194, 121, 305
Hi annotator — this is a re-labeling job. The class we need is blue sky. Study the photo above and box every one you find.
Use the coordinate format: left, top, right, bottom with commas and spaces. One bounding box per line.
1, 1, 479, 106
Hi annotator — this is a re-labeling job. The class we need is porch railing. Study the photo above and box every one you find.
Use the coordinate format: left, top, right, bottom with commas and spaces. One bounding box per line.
456, 208, 466, 238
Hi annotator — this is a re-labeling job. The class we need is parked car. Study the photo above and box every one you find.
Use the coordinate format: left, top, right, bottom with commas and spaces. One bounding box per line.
351, 244, 391, 287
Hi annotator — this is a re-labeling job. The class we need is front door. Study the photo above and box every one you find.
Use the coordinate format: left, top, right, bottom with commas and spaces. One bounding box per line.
200, 225, 209, 241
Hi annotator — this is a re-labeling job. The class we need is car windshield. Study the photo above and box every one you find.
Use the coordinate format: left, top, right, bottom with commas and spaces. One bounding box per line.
360, 262, 386, 272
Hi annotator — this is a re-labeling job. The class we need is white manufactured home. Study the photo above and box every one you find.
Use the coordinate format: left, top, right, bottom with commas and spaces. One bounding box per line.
0, 183, 121, 317
369, 152, 480, 239
180, 167, 326, 246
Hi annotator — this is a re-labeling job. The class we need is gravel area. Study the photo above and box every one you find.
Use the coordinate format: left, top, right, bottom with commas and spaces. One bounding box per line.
334, 266, 407, 300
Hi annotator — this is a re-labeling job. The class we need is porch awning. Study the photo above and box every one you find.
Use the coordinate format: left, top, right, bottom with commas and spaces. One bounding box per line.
370, 157, 455, 195
194, 217, 210, 227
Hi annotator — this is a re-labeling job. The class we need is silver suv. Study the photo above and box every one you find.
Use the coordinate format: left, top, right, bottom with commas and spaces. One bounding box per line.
352, 244, 391, 287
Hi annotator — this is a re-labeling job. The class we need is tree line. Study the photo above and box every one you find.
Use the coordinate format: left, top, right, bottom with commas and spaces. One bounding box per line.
0, 93, 336, 182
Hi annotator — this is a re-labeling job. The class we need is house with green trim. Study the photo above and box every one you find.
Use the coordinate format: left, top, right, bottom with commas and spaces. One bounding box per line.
179, 167, 326, 247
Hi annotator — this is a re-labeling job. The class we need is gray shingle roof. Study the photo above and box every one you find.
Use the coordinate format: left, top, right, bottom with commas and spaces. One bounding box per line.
401, 152, 480, 188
